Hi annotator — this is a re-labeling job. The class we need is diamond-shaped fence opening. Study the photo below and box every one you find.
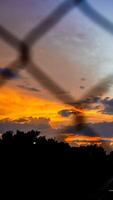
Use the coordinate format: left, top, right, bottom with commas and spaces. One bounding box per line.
0, 0, 113, 151
0, 40, 18, 64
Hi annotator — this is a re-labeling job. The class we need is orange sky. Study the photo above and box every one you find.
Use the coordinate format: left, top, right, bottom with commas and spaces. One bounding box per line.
0, 86, 72, 126
0, 85, 113, 124
0, 0, 113, 152
64, 134, 113, 148
0, 85, 113, 148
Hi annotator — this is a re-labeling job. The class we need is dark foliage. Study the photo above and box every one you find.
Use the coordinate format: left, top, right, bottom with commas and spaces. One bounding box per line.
0, 130, 113, 200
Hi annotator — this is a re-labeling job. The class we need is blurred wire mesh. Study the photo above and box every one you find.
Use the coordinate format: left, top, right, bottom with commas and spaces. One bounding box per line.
0, 0, 113, 150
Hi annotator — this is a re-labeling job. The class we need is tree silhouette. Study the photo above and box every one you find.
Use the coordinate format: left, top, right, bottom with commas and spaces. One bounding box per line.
0, 129, 113, 199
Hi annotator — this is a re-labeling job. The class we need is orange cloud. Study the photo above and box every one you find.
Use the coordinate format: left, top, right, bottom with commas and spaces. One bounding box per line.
64, 134, 101, 143
64, 134, 113, 147
1, 86, 113, 150
82, 109, 113, 123
0, 84, 113, 133
0, 86, 72, 127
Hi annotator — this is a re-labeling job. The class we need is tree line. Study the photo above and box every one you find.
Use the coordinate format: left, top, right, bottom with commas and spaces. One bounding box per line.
0, 130, 113, 199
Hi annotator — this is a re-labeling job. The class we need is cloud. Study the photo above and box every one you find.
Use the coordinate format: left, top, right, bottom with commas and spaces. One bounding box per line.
58, 109, 73, 117
57, 133, 113, 153
99, 97, 113, 115
73, 96, 101, 110
74, 96, 101, 106
74, 96, 113, 116
63, 121, 113, 138
0, 68, 19, 79
17, 85, 40, 93
0, 118, 113, 152
73, 96, 113, 113
0, 117, 58, 138
0, 116, 104, 140
62, 124, 99, 137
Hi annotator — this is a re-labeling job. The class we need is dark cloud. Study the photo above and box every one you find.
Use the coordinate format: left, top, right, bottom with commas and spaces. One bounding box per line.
0, 116, 113, 139
62, 124, 98, 137
17, 84, 40, 93
63, 122, 113, 138
0, 67, 19, 79
78, 96, 113, 115
75, 96, 101, 106
0, 117, 58, 138
73, 96, 101, 110
74, 96, 113, 115
58, 109, 73, 117
100, 97, 113, 115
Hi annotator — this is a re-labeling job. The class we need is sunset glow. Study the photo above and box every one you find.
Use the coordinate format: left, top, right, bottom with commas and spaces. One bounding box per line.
1, 0, 113, 149
0, 86, 72, 125
64, 134, 113, 147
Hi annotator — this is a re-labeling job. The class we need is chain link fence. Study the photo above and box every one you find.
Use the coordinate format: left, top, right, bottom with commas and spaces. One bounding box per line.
0, 0, 113, 150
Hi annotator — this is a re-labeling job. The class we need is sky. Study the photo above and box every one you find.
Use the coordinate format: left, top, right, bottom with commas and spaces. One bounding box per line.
0, 0, 113, 150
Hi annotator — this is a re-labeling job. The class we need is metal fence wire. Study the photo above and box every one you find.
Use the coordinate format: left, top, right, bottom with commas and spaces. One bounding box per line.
0, 0, 113, 150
